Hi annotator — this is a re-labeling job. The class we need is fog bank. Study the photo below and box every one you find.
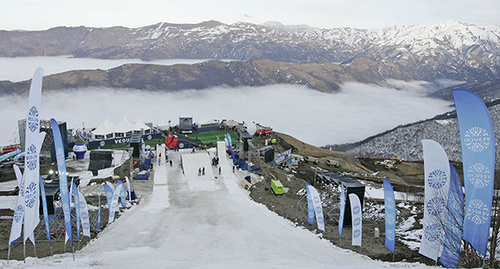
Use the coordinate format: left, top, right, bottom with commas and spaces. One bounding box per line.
0, 83, 452, 147
0, 56, 211, 82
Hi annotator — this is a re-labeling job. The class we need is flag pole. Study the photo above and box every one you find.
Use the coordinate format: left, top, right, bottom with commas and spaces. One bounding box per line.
7, 246, 11, 265
23, 241, 26, 263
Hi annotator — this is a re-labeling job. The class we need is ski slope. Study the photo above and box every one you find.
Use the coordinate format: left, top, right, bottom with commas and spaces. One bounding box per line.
2, 143, 429, 268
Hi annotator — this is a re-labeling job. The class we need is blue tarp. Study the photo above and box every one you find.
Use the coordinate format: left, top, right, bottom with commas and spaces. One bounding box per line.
249, 165, 261, 171
139, 158, 151, 171
136, 171, 150, 180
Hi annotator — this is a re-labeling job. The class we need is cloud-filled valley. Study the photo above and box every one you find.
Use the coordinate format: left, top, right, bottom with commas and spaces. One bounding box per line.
0, 83, 452, 147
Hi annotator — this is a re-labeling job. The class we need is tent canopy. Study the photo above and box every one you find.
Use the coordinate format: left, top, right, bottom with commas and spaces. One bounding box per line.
92, 119, 115, 136
92, 117, 151, 139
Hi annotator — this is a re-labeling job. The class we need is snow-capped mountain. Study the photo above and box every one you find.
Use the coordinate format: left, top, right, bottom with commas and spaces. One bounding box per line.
1, 20, 499, 82
327, 99, 500, 168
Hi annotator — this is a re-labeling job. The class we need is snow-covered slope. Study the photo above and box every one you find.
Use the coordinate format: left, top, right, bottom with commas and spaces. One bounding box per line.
1, 145, 430, 268
1, 20, 499, 82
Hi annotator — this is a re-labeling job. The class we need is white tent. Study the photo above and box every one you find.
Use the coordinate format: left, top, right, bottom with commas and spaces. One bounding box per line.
132, 117, 151, 134
115, 117, 135, 137
92, 119, 116, 139
244, 122, 257, 135
222, 119, 240, 128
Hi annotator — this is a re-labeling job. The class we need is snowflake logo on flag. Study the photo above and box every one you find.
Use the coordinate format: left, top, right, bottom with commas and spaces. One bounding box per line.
466, 199, 490, 225
27, 106, 39, 132
81, 212, 88, 219
20, 180, 25, 197
26, 144, 37, 170
83, 223, 90, 230
385, 197, 395, 209
14, 205, 23, 222
424, 223, 442, 242
25, 182, 37, 209
353, 229, 360, 238
60, 184, 68, 195
353, 205, 360, 215
63, 203, 70, 215
428, 169, 447, 189
386, 213, 395, 225
56, 147, 65, 160
467, 163, 491, 189
315, 206, 322, 214
386, 230, 395, 241
353, 218, 360, 226
427, 197, 445, 216
464, 127, 490, 152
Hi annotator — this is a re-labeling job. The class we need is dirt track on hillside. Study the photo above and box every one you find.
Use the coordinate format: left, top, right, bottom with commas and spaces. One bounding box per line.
246, 132, 433, 265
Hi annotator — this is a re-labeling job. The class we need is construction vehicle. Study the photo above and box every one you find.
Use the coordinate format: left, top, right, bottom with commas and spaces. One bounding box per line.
375, 157, 402, 170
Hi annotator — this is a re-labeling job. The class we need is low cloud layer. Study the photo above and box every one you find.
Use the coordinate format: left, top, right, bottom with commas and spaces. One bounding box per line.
0, 83, 452, 147
0, 56, 210, 82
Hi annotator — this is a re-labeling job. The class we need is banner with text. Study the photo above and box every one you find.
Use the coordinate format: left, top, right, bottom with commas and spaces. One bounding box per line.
117, 179, 127, 207
306, 184, 325, 231
453, 89, 496, 256
103, 183, 114, 224
349, 193, 362, 246
383, 178, 396, 253
39, 176, 51, 243
439, 162, 465, 268
9, 165, 25, 246
339, 184, 345, 238
420, 139, 450, 261
306, 184, 314, 225
72, 182, 81, 241
52, 119, 73, 245
23, 68, 44, 244
78, 192, 91, 238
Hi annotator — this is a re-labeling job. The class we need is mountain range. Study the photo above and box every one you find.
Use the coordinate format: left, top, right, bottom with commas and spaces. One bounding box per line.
0, 20, 499, 88
1, 20, 500, 160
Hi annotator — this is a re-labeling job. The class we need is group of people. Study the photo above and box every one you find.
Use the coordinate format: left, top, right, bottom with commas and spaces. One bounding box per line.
198, 167, 206, 176
211, 156, 220, 166
157, 152, 173, 166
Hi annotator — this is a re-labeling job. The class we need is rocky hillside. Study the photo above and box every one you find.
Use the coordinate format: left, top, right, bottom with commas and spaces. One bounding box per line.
1, 20, 499, 82
0, 58, 414, 94
327, 99, 500, 169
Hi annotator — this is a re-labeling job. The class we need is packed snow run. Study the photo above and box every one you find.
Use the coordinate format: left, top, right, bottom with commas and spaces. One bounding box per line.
2, 142, 428, 268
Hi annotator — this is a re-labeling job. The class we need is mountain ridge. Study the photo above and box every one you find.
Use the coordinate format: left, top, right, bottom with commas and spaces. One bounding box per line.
0, 58, 418, 95
326, 97, 500, 167
0, 20, 499, 83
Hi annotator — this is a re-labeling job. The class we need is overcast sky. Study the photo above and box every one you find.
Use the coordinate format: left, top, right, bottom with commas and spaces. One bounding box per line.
3, 0, 499, 31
